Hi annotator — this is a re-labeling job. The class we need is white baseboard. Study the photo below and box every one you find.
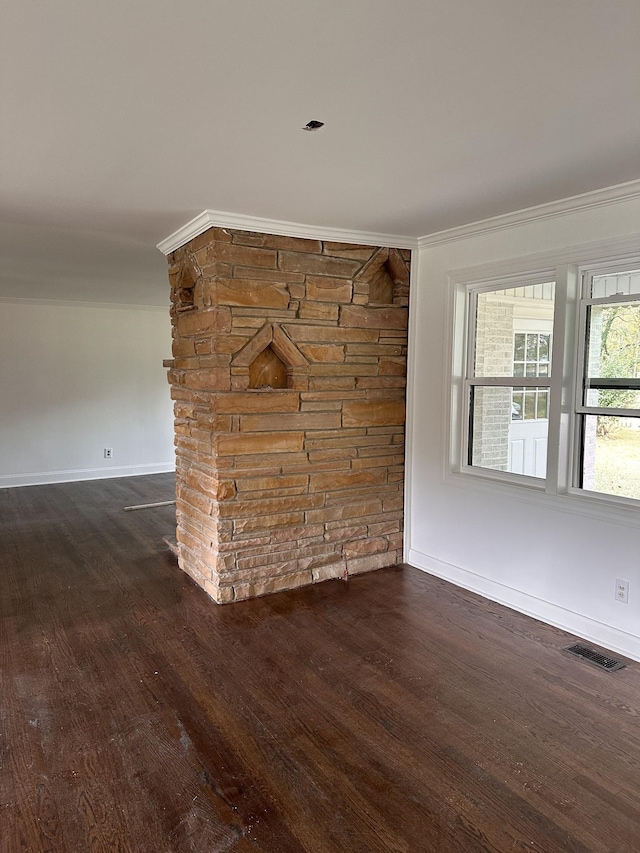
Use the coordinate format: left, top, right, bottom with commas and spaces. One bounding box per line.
0, 463, 175, 489
408, 547, 640, 664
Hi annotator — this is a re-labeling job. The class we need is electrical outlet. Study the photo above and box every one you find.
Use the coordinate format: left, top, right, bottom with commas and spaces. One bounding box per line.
104, 448, 113, 459
615, 578, 629, 604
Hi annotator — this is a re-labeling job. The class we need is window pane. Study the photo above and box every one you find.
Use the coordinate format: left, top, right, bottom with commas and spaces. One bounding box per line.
591, 269, 640, 299
524, 391, 538, 419
585, 388, 640, 409
539, 334, 550, 362
536, 392, 548, 420
516, 331, 553, 378
586, 301, 640, 380
471, 386, 549, 477
582, 416, 640, 499
512, 390, 524, 420
474, 283, 555, 377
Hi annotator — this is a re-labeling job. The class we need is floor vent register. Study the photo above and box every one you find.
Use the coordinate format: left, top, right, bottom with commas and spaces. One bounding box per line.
563, 643, 626, 672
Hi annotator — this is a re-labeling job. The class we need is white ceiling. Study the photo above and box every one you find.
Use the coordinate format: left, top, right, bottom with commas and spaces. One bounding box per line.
2, 0, 639, 306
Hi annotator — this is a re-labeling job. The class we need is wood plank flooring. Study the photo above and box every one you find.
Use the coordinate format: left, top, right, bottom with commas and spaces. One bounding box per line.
1, 474, 640, 852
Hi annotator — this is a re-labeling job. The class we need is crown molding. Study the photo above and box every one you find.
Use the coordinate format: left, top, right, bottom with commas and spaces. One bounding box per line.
157, 210, 419, 255
418, 178, 640, 249
157, 179, 640, 257
0, 296, 167, 311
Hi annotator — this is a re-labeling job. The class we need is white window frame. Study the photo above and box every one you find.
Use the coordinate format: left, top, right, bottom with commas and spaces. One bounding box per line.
569, 262, 640, 502
461, 272, 557, 489
447, 242, 640, 523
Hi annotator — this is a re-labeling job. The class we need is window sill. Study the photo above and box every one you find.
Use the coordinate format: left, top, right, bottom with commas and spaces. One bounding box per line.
446, 467, 640, 529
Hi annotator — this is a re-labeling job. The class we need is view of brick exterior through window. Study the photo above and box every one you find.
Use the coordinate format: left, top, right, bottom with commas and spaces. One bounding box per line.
165, 227, 410, 602
472, 283, 555, 478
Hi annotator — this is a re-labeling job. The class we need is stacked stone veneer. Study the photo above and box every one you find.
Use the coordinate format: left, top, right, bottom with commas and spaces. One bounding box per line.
165, 227, 410, 602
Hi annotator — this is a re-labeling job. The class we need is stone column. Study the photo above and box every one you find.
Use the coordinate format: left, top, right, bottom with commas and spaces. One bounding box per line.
165, 228, 410, 602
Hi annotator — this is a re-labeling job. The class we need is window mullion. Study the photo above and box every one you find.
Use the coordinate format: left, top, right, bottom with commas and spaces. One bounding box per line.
546, 264, 579, 495
586, 379, 640, 390
465, 289, 478, 380
459, 289, 479, 474
586, 292, 640, 307
577, 405, 640, 417
468, 377, 547, 388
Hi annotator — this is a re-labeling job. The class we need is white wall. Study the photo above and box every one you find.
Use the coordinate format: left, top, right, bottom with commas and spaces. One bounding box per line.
407, 191, 640, 662
0, 299, 175, 486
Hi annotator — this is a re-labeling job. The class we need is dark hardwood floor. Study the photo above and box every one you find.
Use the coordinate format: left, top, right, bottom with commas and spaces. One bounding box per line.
1, 474, 639, 852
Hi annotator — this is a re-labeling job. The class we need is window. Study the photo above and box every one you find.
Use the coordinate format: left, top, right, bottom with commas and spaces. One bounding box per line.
454, 256, 640, 507
466, 281, 555, 479
576, 267, 640, 500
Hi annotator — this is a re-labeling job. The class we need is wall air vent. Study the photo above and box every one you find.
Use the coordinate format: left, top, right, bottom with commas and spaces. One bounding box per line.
563, 643, 626, 672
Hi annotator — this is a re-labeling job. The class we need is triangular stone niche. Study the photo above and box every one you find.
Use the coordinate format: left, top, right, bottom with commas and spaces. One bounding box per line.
355, 247, 409, 305
248, 345, 288, 389
231, 322, 309, 390
173, 259, 201, 312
